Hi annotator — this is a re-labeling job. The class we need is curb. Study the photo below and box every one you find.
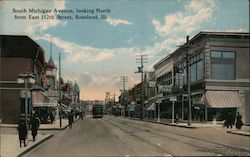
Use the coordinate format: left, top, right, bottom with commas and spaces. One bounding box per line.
17, 134, 54, 157
38, 118, 81, 131
159, 122, 197, 129
226, 130, 250, 137
38, 125, 68, 131
126, 117, 197, 129
0, 125, 18, 128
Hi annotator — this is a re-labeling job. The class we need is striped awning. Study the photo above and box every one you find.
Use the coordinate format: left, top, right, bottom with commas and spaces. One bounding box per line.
205, 91, 242, 108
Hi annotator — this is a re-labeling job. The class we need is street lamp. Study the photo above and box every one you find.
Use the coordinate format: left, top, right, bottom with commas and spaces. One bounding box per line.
17, 73, 35, 124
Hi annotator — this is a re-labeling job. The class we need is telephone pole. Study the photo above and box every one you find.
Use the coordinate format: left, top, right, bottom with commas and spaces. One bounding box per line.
105, 92, 110, 115
185, 36, 192, 126
120, 76, 128, 117
135, 54, 147, 119
59, 52, 62, 127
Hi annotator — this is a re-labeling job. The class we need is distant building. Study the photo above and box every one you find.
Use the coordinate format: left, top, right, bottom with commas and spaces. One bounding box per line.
45, 54, 57, 89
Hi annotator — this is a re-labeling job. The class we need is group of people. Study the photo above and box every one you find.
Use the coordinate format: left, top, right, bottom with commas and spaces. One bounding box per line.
17, 114, 40, 147
67, 109, 84, 129
224, 112, 243, 130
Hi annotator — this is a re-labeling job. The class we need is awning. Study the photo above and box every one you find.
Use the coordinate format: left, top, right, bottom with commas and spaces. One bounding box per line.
146, 102, 156, 111
61, 103, 71, 110
205, 91, 242, 108
33, 103, 57, 108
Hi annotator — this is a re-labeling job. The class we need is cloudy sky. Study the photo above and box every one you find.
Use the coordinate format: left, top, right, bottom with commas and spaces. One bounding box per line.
0, 0, 249, 100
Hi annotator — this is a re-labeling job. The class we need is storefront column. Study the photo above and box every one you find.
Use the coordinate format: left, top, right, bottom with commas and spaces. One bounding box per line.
182, 96, 184, 120
205, 106, 208, 121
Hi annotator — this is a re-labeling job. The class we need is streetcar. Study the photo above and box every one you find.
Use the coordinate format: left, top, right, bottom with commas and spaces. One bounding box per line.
92, 104, 104, 118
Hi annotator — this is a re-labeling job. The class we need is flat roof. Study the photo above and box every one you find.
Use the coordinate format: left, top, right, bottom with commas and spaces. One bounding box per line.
153, 31, 250, 69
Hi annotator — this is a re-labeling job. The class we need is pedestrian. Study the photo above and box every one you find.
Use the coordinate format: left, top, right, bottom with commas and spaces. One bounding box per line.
229, 112, 235, 129
68, 110, 74, 129
175, 113, 179, 124
75, 110, 78, 120
17, 119, 27, 147
49, 111, 54, 123
236, 112, 243, 130
30, 114, 39, 141
225, 112, 234, 129
199, 110, 204, 122
224, 112, 231, 128
80, 111, 83, 120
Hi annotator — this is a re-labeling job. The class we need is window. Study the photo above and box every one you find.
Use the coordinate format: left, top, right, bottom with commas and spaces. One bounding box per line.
190, 52, 204, 82
157, 71, 172, 85
210, 51, 235, 80
175, 61, 187, 87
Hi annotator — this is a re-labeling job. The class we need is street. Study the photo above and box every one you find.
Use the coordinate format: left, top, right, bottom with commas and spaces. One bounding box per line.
25, 116, 250, 156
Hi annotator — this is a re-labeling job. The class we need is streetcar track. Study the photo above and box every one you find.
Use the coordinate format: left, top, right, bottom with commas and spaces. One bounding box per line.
104, 119, 172, 156
106, 118, 216, 156
112, 118, 250, 156
117, 119, 250, 154
102, 120, 133, 155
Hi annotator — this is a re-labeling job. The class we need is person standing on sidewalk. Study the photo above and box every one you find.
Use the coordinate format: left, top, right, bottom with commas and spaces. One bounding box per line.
236, 112, 243, 130
29, 114, 40, 141
17, 119, 27, 147
68, 110, 74, 129
79, 111, 83, 120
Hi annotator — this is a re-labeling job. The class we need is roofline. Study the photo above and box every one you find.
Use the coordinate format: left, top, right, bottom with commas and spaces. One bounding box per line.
153, 54, 171, 69
190, 31, 250, 43
153, 31, 250, 68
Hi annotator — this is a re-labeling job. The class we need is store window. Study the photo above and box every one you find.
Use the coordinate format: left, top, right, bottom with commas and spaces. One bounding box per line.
210, 51, 235, 80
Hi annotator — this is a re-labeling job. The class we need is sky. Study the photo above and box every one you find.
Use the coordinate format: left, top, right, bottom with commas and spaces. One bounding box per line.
0, 0, 249, 100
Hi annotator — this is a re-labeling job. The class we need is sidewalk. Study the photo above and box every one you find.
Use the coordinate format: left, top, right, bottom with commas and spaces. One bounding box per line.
0, 132, 53, 157
226, 126, 250, 137
123, 116, 250, 136
39, 118, 69, 130
0, 118, 70, 157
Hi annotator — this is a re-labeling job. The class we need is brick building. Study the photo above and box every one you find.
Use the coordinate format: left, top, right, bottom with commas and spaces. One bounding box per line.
0, 35, 46, 123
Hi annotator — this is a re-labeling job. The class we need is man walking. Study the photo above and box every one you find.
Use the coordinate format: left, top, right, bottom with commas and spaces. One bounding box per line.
68, 110, 74, 129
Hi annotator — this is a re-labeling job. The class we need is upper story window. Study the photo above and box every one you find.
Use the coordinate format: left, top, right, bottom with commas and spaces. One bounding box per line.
210, 51, 235, 80
190, 52, 204, 82
157, 71, 172, 86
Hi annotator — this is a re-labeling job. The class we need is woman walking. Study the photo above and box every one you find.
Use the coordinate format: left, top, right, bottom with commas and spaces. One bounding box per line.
17, 119, 27, 147
30, 114, 40, 141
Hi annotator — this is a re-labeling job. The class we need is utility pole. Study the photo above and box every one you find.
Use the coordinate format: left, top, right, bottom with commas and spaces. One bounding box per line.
113, 93, 115, 116
177, 36, 192, 126
59, 52, 62, 127
105, 92, 110, 115
186, 36, 192, 126
135, 54, 147, 119
120, 76, 128, 117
